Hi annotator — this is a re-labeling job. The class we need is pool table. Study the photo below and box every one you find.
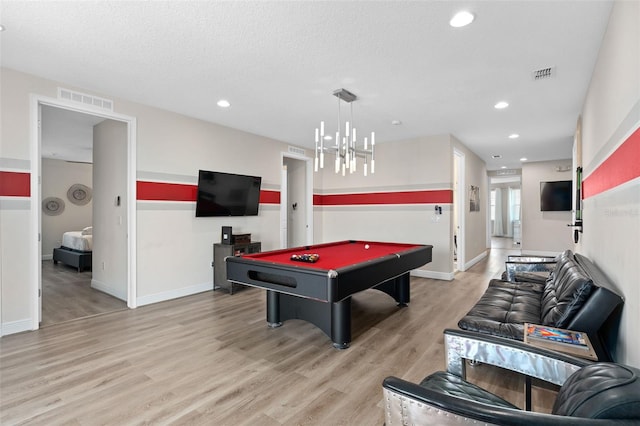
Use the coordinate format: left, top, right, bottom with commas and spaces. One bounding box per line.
225, 240, 433, 349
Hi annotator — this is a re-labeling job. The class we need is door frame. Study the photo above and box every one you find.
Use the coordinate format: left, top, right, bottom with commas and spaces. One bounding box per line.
29, 94, 138, 329
454, 148, 466, 272
280, 151, 313, 247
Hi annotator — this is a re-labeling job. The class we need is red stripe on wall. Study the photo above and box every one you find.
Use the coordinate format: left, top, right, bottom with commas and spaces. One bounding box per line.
137, 181, 197, 201
135, 180, 450, 207
0, 171, 30, 197
583, 127, 640, 199
136, 181, 281, 204
259, 190, 280, 204
315, 190, 453, 206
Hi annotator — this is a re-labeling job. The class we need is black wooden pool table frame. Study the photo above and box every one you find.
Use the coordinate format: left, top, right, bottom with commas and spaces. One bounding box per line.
225, 242, 433, 349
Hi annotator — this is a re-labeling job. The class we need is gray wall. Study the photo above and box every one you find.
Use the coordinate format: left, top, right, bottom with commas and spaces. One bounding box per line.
521, 159, 573, 254
41, 158, 93, 258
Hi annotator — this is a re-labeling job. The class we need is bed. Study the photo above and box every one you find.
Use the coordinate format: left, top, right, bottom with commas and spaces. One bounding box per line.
53, 227, 93, 272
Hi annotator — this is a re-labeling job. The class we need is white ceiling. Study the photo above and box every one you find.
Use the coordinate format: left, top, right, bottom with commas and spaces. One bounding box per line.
40, 106, 105, 163
0, 1, 613, 170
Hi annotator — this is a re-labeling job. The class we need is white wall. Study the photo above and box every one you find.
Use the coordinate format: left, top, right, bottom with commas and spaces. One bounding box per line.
317, 135, 451, 276
0, 68, 291, 329
315, 134, 487, 278
133, 110, 288, 305
578, 0, 639, 366
92, 119, 128, 300
521, 159, 574, 254
41, 158, 93, 258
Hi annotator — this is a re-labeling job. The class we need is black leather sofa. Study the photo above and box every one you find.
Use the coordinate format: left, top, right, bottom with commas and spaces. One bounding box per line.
458, 250, 624, 361
383, 329, 640, 425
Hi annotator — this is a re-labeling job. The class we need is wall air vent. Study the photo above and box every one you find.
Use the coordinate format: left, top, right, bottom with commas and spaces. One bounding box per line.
288, 146, 306, 156
532, 66, 556, 81
496, 169, 517, 176
57, 88, 114, 111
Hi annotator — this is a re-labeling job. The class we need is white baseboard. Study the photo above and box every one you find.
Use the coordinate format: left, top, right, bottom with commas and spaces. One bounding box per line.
1, 318, 33, 336
136, 282, 213, 307
465, 250, 488, 270
42, 254, 53, 261
411, 269, 455, 281
91, 279, 127, 301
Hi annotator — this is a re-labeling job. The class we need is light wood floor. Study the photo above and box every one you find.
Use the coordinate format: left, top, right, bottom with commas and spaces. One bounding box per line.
2, 247, 556, 425
42, 260, 127, 327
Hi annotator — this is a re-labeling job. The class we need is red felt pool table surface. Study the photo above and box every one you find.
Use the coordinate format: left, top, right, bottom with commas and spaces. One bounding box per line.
241, 240, 422, 271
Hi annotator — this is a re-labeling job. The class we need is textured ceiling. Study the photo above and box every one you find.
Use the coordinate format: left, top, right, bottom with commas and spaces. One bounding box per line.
0, 1, 613, 170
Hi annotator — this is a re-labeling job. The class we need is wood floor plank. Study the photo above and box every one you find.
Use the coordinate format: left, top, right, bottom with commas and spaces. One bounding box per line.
1, 242, 557, 424
41, 260, 127, 327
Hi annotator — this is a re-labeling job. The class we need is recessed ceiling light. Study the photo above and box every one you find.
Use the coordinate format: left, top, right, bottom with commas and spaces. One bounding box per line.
324, 135, 333, 140
520, 157, 528, 162
217, 99, 230, 108
509, 134, 520, 139
450, 11, 475, 28
494, 101, 509, 109
391, 120, 402, 125
501, 166, 507, 169
0, 25, 5, 32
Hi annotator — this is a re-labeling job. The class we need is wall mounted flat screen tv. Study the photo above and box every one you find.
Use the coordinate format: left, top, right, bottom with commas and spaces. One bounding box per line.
540, 180, 572, 211
195, 170, 262, 217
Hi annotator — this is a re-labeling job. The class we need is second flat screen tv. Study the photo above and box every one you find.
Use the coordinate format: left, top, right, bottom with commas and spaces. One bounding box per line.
196, 170, 262, 217
540, 180, 572, 211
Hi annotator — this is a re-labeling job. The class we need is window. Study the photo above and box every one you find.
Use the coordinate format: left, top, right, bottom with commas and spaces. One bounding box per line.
490, 189, 496, 221
509, 188, 521, 221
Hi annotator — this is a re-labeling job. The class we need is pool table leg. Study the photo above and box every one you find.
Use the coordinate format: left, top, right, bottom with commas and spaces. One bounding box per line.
374, 273, 411, 306
331, 298, 351, 349
266, 290, 282, 328
265, 290, 352, 349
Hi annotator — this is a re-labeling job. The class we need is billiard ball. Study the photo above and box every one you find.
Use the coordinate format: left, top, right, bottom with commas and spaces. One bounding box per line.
364, 244, 370, 249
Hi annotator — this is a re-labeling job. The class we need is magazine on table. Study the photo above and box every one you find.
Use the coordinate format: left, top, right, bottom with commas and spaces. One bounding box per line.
525, 324, 589, 350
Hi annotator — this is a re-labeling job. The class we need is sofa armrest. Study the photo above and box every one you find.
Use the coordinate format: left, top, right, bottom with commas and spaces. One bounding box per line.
382, 376, 632, 425
505, 260, 555, 282
444, 329, 591, 384
507, 255, 557, 262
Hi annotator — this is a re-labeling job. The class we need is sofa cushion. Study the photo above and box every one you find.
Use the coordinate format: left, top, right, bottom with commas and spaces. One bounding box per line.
457, 279, 543, 340
540, 253, 593, 328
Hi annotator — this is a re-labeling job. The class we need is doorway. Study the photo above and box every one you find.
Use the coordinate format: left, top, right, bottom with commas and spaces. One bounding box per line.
489, 175, 522, 250
453, 149, 465, 272
280, 152, 313, 248
30, 95, 137, 330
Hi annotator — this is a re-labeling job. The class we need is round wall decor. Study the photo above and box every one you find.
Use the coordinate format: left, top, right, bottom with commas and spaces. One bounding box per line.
42, 197, 65, 216
67, 184, 92, 205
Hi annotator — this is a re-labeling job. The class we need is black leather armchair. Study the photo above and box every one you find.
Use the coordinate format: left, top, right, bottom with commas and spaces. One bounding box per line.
383, 329, 640, 425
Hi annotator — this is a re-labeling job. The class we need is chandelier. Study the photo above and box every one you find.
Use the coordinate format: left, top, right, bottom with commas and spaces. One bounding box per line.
314, 89, 375, 176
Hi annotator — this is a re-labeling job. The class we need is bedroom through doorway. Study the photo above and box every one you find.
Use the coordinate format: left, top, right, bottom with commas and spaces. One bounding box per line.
39, 105, 127, 327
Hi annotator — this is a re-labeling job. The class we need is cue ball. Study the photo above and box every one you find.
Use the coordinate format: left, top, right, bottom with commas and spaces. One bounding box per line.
364, 244, 370, 249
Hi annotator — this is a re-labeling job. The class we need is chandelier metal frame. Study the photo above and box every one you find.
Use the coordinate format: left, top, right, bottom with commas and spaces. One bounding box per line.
314, 89, 375, 176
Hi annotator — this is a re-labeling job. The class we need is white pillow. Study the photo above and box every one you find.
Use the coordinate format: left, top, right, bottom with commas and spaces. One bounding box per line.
81, 226, 93, 235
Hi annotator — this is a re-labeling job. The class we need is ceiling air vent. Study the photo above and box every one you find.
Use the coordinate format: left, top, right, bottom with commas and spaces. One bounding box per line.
57, 88, 114, 111
532, 66, 556, 81
288, 146, 306, 156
